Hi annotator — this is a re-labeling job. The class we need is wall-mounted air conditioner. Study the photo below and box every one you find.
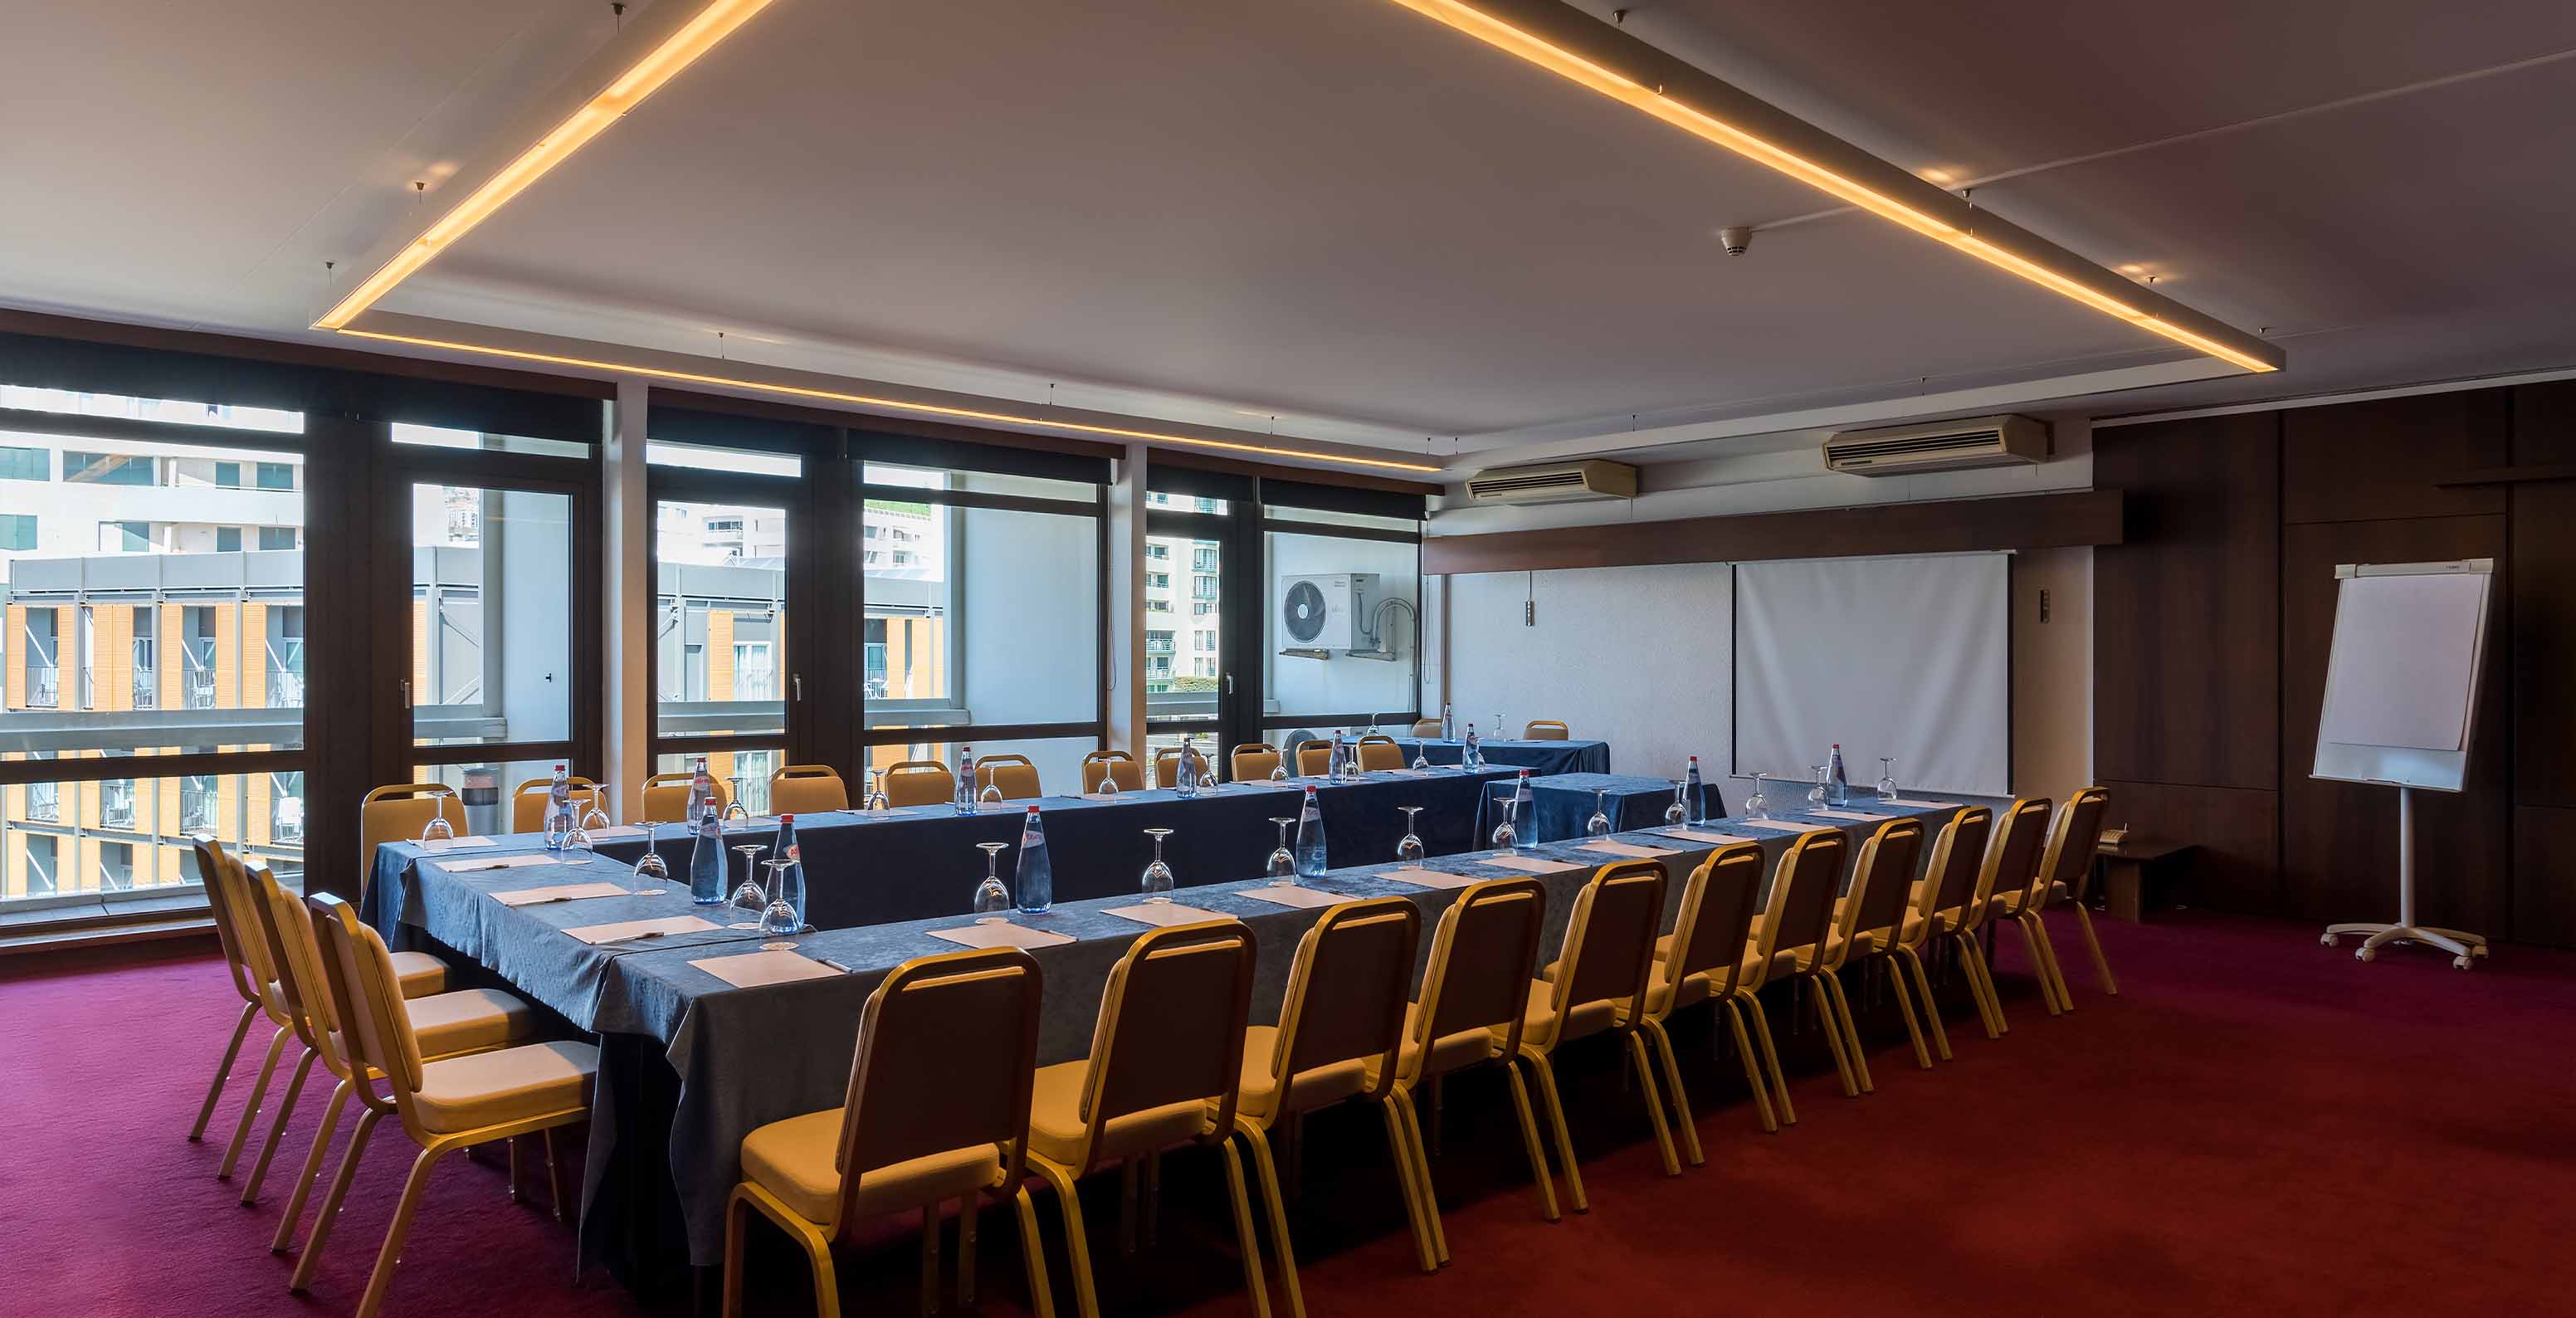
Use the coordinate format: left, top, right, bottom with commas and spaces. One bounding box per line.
1278, 573, 1374, 654
1822, 414, 2051, 476
1463, 459, 1639, 505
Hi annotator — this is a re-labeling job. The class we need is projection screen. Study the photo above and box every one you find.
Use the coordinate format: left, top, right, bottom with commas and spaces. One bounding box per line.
1730, 553, 2012, 798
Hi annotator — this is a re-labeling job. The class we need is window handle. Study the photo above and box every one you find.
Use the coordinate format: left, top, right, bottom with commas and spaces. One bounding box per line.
793, 673, 803, 701
400, 679, 411, 709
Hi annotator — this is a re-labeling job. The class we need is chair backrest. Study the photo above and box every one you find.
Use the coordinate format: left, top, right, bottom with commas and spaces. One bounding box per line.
1523, 720, 1571, 741
1832, 818, 1927, 964
1544, 861, 1667, 1029
308, 891, 427, 1130
1970, 797, 2056, 925
1915, 807, 1994, 922
359, 783, 461, 881
244, 863, 335, 1062
641, 772, 731, 824
1261, 899, 1421, 1105
1408, 719, 1443, 738
975, 755, 1042, 801
1074, 921, 1256, 1169
882, 760, 956, 808
1752, 830, 1852, 973
1354, 735, 1403, 772
1655, 842, 1766, 1008
770, 765, 851, 815
1295, 742, 1332, 776
191, 835, 265, 1008
1080, 751, 1144, 793
1415, 878, 1546, 1062
2035, 786, 2112, 902
1152, 746, 1213, 788
835, 947, 1042, 1232
509, 776, 600, 834
1231, 744, 1281, 782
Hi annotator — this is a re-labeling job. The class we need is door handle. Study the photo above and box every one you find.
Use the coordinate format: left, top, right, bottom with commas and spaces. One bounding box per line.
793, 673, 803, 701
399, 679, 411, 709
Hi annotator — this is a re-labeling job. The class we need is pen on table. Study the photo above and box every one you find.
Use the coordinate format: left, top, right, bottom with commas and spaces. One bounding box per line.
817, 956, 855, 974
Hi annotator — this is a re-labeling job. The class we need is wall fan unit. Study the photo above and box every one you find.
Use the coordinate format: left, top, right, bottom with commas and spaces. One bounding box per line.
1278, 572, 1375, 659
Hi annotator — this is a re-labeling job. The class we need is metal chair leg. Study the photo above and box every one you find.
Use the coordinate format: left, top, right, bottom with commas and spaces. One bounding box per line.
192, 1001, 259, 1142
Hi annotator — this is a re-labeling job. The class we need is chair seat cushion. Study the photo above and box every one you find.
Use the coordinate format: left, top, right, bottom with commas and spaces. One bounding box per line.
390, 950, 449, 998
1365, 1003, 1504, 1089
407, 988, 536, 1058
1237, 1025, 1369, 1124
741, 1107, 1000, 1226
1026, 1058, 1211, 1169
1502, 979, 1619, 1051
413, 1040, 598, 1135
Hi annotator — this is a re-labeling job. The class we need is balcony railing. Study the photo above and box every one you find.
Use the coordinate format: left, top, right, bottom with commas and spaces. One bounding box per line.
26, 666, 58, 708
266, 669, 305, 708
131, 670, 158, 710
184, 671, 218, 709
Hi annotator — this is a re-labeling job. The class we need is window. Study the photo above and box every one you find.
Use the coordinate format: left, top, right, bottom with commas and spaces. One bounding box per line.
1146, 572, 1170, 589
1146, 598, 1171, 613
216, 527, 241, 552
103, 520, 152, 552
0, 514, 32, 549
1193, 601, 1213, 616
215, 461, 242, 488
257, 526, 297, 550
269, 772, 305, 842
1147, 629, 1174, 655
100, 779, 137, 831
180, 775, 217, 832
1194, 547, 1218, 572
0, 447, 46, 482
733, 642, 774, 700
130, 613, 156, 710
256, 461, 295, 491
21, 834, 56, 896
99, 841, 135, 892
655, 496, 787, 741
412, 485, 577, 748
21, 608, 58, 708
1147, 543, 1168, 560
1262, 502, 1423, 726
25, 781, 58, 823
63, 452, 154, 486
266, 607, 305, 707
1193, 574, 1218, 600
1194, 631, 1217, 652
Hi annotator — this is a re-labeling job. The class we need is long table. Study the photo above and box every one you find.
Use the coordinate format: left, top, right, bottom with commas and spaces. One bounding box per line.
1387, 735, 1611, 775
368, 790, 1992, 1272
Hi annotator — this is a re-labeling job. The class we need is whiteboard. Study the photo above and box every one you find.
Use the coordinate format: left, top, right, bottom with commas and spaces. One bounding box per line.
1731, 554, 2011, 798
2311, 560, 2495, 792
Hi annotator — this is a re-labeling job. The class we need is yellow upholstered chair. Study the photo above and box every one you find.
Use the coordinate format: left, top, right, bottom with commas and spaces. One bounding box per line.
245, 866, 535, 1263
882, 760, 956, 808
1231, 744, 1281, 782
1520, 861, 1678, 1211
1963, 797, 2063, 1018
722, 948, 1053, 1318
189, 834, 280, 1145
1817, 818, 1933, 1088
1079, 750, 1144, 793
1153, 745, 1215, 788
642, 771, 732, 824
359, 784, 464, 920
976, 754, 1043, 801
1293, 742, 1332, 777
1024, 921, 1265, 1318
1373, 877, 1555, 1262
1637, 842, 1773, 1150
1232, 899, 1432, 1306
1522, 720, 1570, 741
2022, 786, 2118, 1003
508, 775, 599, 835
1893, 806, 1997, 1056
1734, 829, 1855, 1118
301, 893, 598, 1318
1354, 735, 1403, 773
769, 764, 851, 815
1408, 718, 1442, 738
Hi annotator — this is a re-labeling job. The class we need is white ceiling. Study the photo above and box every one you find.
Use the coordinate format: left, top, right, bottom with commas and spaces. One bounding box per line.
8, 0, 2576, 470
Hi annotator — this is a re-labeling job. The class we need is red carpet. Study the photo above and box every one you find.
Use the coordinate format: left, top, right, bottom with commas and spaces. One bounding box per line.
9, 910, 2573, 1317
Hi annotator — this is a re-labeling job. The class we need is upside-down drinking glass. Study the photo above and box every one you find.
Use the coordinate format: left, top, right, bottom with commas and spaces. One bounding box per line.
1397, 806, 1426, 862
866, 769, 890, 813
1140, 827, 1175, 903
973, 842, 1012, 922
1663, 781, 1689, 827
417, 811, 455, 847
1877, 758, 1900, 803
759, 859, 802, 943
725, 843, 768, 928
1266, 818, 1298, 881
1490, 788, 1519, 850
1588, 788, 1615, 837
630, 822, 671, 896
1808, 765, 1829, 810
1743, 775, 1770, 821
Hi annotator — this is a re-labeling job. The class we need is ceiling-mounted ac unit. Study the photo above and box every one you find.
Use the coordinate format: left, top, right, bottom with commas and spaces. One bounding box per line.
1823, 414, 2052, 476
1463, 458, 1639, 505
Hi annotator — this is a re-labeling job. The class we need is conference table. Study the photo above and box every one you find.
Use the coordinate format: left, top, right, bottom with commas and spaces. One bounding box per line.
1383, 735, 1612, 775
364, 779, 1992, 1281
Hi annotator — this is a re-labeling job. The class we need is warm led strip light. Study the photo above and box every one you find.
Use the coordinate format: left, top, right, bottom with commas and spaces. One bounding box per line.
1383, 0, 2278, 373
315, 0, 777, 330
336, 328, 1447, 473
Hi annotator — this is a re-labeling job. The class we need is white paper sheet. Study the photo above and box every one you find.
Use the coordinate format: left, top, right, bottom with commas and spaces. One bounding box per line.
1734, 818, 1837, 834
1474, 854, 1582, 876
1233, 885, 1351, 910
689, 949, 842, 988
441, 853, 565, 873
563, 915, 719, 945
490, 881, 627, 906
1573, 840, 1676, 858
1659, 828, 1759, 846
1102, 902, 1229, 928
925, 922, 1076, 950
1377, 866, 1484, 891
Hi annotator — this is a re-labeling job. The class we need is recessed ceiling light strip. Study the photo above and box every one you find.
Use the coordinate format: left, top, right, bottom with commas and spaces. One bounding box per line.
334, 327, 1447, 474
315, 0, 778, 330
1383, 0, 2280, 373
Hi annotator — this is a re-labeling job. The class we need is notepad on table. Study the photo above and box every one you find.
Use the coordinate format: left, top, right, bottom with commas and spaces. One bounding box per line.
582, 825, 648, 840
1885, 798, 1961, 809
1378, 866, 1482, 891
563, 915, 718, 945
689, 949, 843, 988
1235, 885, 1351, 910
926, 922, 1075, 950
1811, 809, 1893, 822
1474, 854, 1582, 876
1734, 818, 1837, 834
420, 837, 496, 852
1103, 902, 1228, 928
1573, 840, 1675, 859
1659, 828, 1759, 846
490, 881, 627, 906
442, 853, 564, 873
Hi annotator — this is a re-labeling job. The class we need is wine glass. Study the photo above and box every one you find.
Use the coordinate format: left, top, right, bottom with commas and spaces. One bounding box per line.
1097, 771, 1122, 797
973, 842, 1012, 923
1663, 780, 1689, 827
758, 859, 802, 945
1489, 788, 1519, 850
1397, 806, 1426, 862
629, 822, 671, 896
575, 785, 612, 842
723, 795, 752, 824
980, 783, 1004, 806
1266, 818, 1298, 881
1876, 757, 1900, 803
1268, 761, 1290, 782
866, 769, 890, 812
1743, 774, 1770, 821
1139, 827, 1175, 904
1410, 744, 1431, 771
1807, 765, 1829, 810
1588, 788, 1615, 837
418, 810, 455, 847
725, 842, 768, 928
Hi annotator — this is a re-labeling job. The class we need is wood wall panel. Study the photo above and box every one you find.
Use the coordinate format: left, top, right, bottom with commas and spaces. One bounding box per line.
2280, 515, 2511, 932
2281, 391, 2508, 525
1419, 490, 2121, 576
2093, 412, 2280, 793
2511, 806, 2576, 949
2510, 382, 2576, 813
2097, 780, 2281, 915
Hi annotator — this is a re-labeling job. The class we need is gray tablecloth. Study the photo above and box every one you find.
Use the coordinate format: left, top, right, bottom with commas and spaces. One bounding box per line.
1384, 736, 1611, 774
372, 792, 1994, 1266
